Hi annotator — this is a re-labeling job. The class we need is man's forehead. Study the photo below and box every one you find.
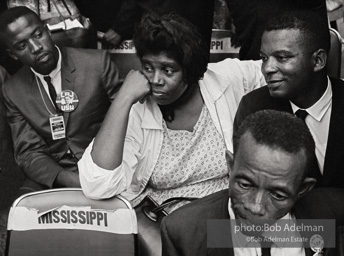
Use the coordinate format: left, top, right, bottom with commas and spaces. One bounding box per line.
235, 132, 307, 175
263, 28, 302, 36
262, 29, 305, 47
5, 14, 43, 45
6, 13, 42, 32
237, 131, 305, 155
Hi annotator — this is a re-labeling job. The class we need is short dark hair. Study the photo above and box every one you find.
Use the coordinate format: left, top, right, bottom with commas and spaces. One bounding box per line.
0, 6, 42, 48
133, 12, 209, 86
234, 110, 316, 178
264, 10, 330, 53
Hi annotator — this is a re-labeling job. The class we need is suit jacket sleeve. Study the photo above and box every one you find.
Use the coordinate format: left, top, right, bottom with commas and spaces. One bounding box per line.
161, 218, 180, 256
101, 50, 120, 100
2, 84, 64, 188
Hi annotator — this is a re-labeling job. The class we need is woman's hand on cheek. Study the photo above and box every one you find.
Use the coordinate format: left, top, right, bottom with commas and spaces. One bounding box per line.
119, 70, 151, 105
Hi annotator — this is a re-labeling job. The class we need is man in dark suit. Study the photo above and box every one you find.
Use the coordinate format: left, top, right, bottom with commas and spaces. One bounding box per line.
234, 10, 343, 188
0, 7, 120, 193
161, 110, 344, 256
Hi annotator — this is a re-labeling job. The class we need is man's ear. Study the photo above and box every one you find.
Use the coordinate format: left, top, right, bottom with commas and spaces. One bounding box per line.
312, 49, 327, 73
225, 150, 234, 175
6, 49, 18, 61
297, 177, 317, 198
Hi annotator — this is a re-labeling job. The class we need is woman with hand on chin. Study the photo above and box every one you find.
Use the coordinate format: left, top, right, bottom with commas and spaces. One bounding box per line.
79, 12, 265, 212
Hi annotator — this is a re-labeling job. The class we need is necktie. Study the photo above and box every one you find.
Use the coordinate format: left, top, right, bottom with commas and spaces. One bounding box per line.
261, 247, 271, 256
295, 109, 308, 122
43, 76, 59, 111
260, 238, 273, 256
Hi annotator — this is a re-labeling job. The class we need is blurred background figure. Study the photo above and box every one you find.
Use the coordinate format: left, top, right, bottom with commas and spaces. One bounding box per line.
0, 64, 24, 256
0, 65, 23, 209
75, 0, 124, 32
101, 0, 215, 50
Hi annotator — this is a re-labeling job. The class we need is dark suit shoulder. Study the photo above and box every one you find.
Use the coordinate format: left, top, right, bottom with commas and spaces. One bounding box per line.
166, 190, 229, 225
161, 190, 230, 256
62, 47, 114, 74
294, 188, 344, 225
237, 85, 287, 118
64, 47, 106, 57
330, 76, 344, 91
241, 85, 272, 106
235, 85, 292, 123
3, 67, 33, 95
63, 47, 111, 64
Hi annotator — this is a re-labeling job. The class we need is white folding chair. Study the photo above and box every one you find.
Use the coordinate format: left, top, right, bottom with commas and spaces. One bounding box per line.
5, 188, 137, 256
209, 29, 240, 63
108, 40, 141, 80
328, 27, 343, 78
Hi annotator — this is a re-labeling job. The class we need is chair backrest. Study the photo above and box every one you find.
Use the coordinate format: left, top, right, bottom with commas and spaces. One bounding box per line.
109, 29, 241, 80
209, 29, 240, 63
328, 28, 342, 79
6, 188, 137, 256
109, 41, 141, 80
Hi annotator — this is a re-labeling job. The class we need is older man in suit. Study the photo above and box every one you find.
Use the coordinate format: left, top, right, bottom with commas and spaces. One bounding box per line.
234, 10, 344, 188
161, 110, 344, 256
0, 7, 120, 193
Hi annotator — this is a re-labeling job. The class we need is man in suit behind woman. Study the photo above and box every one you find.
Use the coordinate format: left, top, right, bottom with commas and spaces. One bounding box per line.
234, 10, 344, 188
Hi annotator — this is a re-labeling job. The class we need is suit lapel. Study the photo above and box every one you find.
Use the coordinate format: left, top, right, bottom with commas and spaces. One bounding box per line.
60, 48, 76, 127
322, 78, 344, 186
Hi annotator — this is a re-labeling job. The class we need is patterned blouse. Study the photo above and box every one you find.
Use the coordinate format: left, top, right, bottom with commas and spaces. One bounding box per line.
132, 105, 229, 212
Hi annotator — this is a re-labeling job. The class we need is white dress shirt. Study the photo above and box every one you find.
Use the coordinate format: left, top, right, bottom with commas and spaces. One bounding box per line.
290, 77, 332, 174
228, 199, 305, 256
31, 46, 62, 106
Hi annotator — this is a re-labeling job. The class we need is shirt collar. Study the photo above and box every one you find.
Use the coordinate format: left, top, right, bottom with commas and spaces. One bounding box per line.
31, 46, 62, 80
228, 198, 295, 249
290, 77, 332, 122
